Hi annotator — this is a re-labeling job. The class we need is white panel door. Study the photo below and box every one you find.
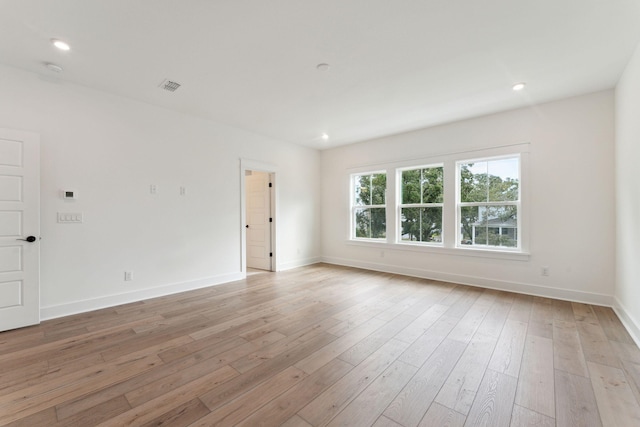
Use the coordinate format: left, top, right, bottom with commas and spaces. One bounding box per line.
245, 171, 271, 270
0, 128, 40, 332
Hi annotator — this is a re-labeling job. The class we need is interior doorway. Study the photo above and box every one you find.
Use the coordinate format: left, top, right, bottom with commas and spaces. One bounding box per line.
243, 168, 275, 273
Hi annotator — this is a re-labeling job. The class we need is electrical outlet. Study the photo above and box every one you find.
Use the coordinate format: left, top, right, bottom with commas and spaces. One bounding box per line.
541, 266, 549, 276
150, 184, 157, 194
380, 250, 385, 258
124, 271, 133, 281
180, 186, 186, 196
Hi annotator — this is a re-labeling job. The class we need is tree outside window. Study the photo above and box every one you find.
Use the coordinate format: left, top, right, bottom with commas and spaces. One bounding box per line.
353, 173, 386, 239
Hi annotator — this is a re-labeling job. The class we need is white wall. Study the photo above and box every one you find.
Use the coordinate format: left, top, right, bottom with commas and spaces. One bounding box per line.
614, 42, 640, 343
321, 91, 615, 305
0, 64, 321, 319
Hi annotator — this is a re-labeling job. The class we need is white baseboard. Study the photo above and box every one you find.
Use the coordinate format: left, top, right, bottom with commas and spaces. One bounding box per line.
612, 297, 640, 348
40, 272, 244, 321
321, 256, 613, 306
277, 256, 322, 271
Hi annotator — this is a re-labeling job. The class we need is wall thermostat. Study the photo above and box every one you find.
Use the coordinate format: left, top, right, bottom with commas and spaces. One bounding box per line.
63, 190, 77, 200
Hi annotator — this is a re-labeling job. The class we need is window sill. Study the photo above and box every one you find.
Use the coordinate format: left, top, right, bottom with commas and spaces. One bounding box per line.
346, 239, 530, 261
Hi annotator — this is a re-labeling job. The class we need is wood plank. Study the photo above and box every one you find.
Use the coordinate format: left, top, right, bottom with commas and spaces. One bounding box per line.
593, 306, 635, 344
231, 319, 337, 373
54, 335, 248, 421
53, 395, 132, 426
552, 299, 575, 321
199, 331, 338, 412
464, 369, 518, 427
553, 320, 589, 377
236, 359, 353, 427
435, 332, 499, 415
554, 369, 602, 427
475, 294, 513, 339
280, 415, 314, 427
187, 366, 308, 426
443, 287, 483, 319
514, 335, 555, 418
394, 304, 449, 344
510, 404, 554, 427
125, 358, 240, 407
528, 297, 554, 339
487, 320, 527, 378
572, 302, 599, 324
576, 320, 620, 368
588, 361, 640, 426
95, 365, 238, 426
373, 415, 405, 427
325, 360, 419, 427
338, 313, 416, 366
0, 353, 162, 425
3, 407, 56, 427
507, 294, 533, 323
526, 321, 552, 339
397, 315, 459, 368
618, 358, 640, 409
139, 397, 210, 427
447, 303, 491, 344
383, 338, 467, 427
295, 317, 385, 374
418, 403, 465, 427
298, 338, 411, 427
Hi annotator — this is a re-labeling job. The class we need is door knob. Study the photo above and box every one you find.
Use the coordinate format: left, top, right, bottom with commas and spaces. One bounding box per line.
17, 236, 37, 242
246, 225, 249, 228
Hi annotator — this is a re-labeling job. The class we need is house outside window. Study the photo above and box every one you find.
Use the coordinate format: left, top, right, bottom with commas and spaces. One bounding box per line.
352, 172, 386, 239
398, 165, 444, 244
458, 156, 520, 249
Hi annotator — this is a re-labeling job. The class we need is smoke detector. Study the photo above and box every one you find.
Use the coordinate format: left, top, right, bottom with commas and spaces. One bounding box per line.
158, 79, 181, 92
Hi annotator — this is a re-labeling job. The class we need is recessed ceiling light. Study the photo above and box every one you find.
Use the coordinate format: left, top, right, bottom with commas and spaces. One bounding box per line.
45, 63, 63, 72
316, 63, 330, 72
321, 133, 329, 141
512, 82, 526, 91
51, 39, 70, 51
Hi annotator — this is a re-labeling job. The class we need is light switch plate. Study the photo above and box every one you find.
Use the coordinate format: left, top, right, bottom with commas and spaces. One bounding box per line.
57, 212, 83, 223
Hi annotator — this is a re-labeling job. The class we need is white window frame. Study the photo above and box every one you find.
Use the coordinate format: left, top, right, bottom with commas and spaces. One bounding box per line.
350, 171, 387, 241
455, 154, 522, 251
396, 164, 444, 246
346, 143, 529, 260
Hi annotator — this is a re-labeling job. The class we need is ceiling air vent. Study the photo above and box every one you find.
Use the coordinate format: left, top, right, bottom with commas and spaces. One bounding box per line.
158, 79, 181, 92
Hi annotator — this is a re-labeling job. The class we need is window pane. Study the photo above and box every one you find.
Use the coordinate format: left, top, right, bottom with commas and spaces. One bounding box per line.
354, 175, 371, 206
461, 205, 517, 247
400, 207, 420, 241
488, 158, 519, 202
401, 207, 442, 243
401, 170, 421, 204
460, 162, 488, 202
371, 174, 386, 205
460, 206, 481, 244
370, 207, 386, 238
354, 207, 386, 239
422, 167, 444, 203
354, 208, 370, 238
420, 207, 442, 242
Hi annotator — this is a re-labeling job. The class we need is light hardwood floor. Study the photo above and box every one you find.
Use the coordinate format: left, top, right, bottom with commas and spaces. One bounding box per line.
1, 264, 640, 426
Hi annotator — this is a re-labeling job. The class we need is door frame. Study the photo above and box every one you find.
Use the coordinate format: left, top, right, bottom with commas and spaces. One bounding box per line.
240, 159, 278, 275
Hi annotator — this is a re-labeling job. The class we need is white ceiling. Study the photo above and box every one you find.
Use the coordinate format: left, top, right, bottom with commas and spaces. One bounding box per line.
2, 0, 640, 149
